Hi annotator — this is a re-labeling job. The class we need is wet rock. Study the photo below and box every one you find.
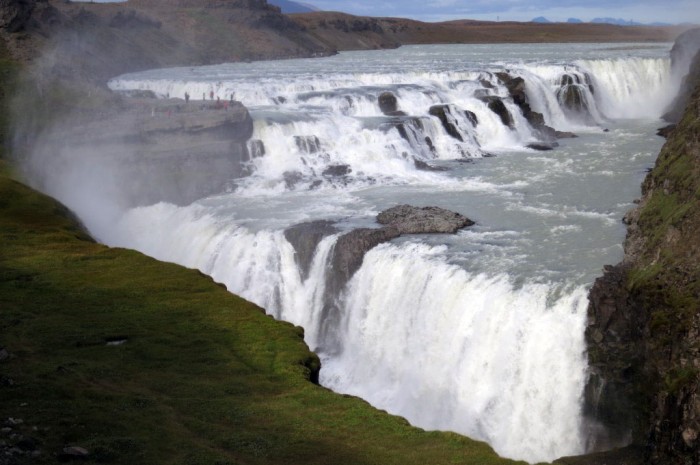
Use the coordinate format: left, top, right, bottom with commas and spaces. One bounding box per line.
331, 227, 401, 287
584, 263, 642, 452
414, 159, 448, 171
656, 124, 676, 138
527, 142, 557, 151
479, 78, 494, 89
496, 72, 527, 107
555, 130, 578, 139
478, 96, 514, 128
284, 221, 338, 281
464, 110, 478, 127
283, 171, 304, 189
322, 164, 351, 177
557, 73, 595, 121
559, 85, 587, 112
294, 135, 321, 154
429, 104, 464, 141
248, 139, 266, 158
378, 91, 399, 115
377, 204, 474, 234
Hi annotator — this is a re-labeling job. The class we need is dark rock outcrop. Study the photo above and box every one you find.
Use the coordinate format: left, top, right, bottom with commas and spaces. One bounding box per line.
376, 204, 474, 234
31, 99, 254, 207
0, 0, 41, 32
327, 205, 474, 295
527, 142, 556, 151
287, 205, 475, 350
330, 226, 401, 290
284, 220, 338, 280
479, 96, 514, 128
583, 43, 700, 465
429, 104, 465, 141
496, 72, 559, 144
656, 124, 676, 138
322, 164, 351, 177
557, 73, 595, 124
378, 91, 398, 115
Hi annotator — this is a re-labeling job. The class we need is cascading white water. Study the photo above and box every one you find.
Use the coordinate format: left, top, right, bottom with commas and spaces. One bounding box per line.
324, 243, 589, 463
47, 43, 679, 464
577, 58, 676, 119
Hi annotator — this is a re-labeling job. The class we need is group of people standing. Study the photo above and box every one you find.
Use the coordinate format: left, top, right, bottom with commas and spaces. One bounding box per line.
183, 90, 235, 107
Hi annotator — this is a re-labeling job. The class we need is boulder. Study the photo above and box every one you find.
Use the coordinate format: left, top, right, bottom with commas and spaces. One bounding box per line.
555, 130, 578, 139
322, 164, 351, 177
414, 159, 448, 171
378, 91, 399, 115
527, 142, 557, 151
376, 204, 474, 234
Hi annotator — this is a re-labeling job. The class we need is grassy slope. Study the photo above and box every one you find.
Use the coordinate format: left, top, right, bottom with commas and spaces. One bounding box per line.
0, 56, 524, 465
0, 166, 530, 465
626, 83, 700, 393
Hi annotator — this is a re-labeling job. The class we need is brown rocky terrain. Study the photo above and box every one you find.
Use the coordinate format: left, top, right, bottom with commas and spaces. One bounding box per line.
291, 12, 689, 51
0, 0, 690, 86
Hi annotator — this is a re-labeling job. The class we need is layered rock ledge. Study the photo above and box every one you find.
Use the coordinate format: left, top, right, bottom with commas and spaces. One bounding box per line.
30, 98, 254, 207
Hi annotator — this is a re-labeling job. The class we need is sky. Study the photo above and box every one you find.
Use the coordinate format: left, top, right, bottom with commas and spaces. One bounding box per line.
306, 0, 700, 24
86, 0, 700, 24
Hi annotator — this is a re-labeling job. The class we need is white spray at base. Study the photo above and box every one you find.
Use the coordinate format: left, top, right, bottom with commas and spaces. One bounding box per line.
102, 203, 589, 464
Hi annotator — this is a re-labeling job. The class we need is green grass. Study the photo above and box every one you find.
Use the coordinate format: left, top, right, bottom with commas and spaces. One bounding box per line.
0, 169, 526, 465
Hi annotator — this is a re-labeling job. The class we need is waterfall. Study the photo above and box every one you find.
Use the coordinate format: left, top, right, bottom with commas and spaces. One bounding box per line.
42, 44, 675, 464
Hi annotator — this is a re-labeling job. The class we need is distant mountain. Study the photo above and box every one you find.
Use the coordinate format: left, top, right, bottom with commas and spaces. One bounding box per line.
567, 18, 583, 24
591, 17, 642, 26
267, 0, 319, 13
531, 16, 551, 23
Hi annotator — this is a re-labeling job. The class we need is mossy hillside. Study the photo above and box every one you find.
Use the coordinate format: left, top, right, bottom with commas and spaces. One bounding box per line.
0, 168, 528, 464
628, 84, 700, 342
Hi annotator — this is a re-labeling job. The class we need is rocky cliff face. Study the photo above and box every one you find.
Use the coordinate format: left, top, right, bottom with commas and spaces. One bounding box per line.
664, 28, 700, 123
27, 98, 254, 208
584, 31, 700, 464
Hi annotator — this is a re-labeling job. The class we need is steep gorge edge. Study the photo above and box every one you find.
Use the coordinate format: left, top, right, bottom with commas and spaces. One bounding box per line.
581, 36, 700, 464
